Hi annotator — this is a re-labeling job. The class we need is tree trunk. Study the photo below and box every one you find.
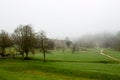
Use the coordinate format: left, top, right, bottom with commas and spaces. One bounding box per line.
43, 51, 45, 62
21, 52, 24, 60
26, 52, 28, 60
1, 48, 5, 57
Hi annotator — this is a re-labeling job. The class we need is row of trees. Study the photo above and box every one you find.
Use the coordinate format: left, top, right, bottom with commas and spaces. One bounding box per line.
0, 25, 73, 61
0, 25, 54, 61
75, 32, 120, 51
1, 25, 120, 61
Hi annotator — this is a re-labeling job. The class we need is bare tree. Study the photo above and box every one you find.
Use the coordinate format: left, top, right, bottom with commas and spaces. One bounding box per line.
54, 39, 67, 52
65, 37, 72, 48
13, 25, 36, 59
71, 42, 79, 53
61, 40, 67, 53
37, 30, 48, 62
0, 30, 12, 57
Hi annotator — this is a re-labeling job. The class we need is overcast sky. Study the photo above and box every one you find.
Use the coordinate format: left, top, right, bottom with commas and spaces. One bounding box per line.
0, 0, 120, 39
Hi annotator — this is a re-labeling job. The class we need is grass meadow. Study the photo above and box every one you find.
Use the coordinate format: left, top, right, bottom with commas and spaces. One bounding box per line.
0, 48, 120, 80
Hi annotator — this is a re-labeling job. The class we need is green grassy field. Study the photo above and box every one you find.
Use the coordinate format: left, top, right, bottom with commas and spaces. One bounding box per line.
0, 48, 120, 80
104, 49, 120, 59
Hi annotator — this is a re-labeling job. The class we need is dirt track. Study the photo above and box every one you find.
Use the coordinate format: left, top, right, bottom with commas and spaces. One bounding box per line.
100, 49, 120, 62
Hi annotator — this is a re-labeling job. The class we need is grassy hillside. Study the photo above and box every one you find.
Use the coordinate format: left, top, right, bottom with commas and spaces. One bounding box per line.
0, 49, 120, 80
104, 49, 120, 59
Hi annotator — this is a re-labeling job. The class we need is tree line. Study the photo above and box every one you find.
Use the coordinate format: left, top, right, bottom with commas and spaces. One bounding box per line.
75, 32, 120, 51
0, 25, 51, 61
0, 25, 120, 61
0, 25, 73, 61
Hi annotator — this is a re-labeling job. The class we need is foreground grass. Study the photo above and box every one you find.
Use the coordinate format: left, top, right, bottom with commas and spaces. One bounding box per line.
0, 49, 120, 80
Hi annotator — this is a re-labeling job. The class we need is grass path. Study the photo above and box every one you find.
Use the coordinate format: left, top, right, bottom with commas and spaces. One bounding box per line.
100, 49, 120, 62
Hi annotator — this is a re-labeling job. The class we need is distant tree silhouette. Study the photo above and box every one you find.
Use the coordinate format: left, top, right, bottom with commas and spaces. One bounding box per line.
65, 37, 72, 48
71, 42, 79, 53
47, 39, 55, 50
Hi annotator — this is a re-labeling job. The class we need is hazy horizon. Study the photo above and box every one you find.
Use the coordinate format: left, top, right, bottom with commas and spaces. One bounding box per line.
0, 0, 120, 39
